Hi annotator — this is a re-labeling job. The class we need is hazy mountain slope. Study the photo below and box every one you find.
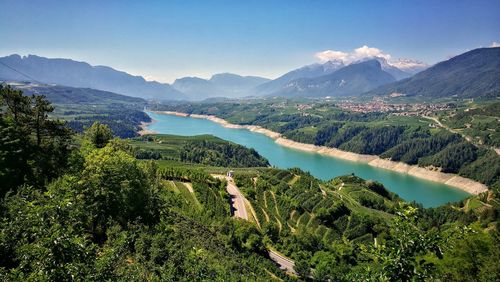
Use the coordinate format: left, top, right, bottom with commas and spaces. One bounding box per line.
373, 57, 414, 80
209, 73, 269, 97
172, 77, 218, 100
254, 60, 345, 95
6, 81, 146, 105
272, 60, 396, 97
367, 47, 500, 99
172, 73, 270, 99
0, 54, 186, 100
390, 58, 429, 74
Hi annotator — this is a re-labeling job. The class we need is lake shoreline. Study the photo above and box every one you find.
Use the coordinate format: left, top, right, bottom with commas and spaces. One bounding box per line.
148, 111, 488, 195
138, 119, 158, 136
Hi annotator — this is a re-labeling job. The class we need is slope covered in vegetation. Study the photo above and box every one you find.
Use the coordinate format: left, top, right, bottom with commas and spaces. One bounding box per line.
151, 100, 500, 188
1, 87, 499, 281
132, 134, 269, 168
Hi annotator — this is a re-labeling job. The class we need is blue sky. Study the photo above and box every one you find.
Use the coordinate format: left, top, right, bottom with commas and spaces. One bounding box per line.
1, 0, 499, 82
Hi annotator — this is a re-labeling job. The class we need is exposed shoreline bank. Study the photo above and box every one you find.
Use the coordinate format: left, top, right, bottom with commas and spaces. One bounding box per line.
148, 111, 488, 195
138, 119, 158, 135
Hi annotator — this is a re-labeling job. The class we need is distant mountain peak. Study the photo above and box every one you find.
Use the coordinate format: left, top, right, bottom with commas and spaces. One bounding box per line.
367, 47, 500, 99
272, 59, 396, 98
323, 59, 345, 71
389, 58, 429, 73
172, 72, 270, 99
0, 54, 186, 100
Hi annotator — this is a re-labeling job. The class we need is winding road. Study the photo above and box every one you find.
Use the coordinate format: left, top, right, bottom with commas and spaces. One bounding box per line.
226, 180, 249, 220
214, 174, 297, 275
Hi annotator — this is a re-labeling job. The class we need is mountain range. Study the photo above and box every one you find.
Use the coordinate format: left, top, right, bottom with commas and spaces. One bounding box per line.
272, 59, 397, 97
172, 73, 269, 99
0, 54, 186, 100
1, 47, 499, 101
254, 59, 346, 95
367, 47, 500, 99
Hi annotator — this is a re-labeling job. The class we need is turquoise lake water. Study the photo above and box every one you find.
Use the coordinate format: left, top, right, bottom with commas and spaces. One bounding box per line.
146, 111, 470, 207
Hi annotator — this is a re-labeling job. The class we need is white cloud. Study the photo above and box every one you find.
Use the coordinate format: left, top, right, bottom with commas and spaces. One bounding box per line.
315, 45, 391, 63
352, 45, 391, 61
314, 50, 349, 62
314, 45, 428, 70
491, 41, 500, 48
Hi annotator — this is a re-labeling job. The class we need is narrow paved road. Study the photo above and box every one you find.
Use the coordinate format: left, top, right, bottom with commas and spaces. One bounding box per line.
214, 174, 297, 274
269, 250, 296, 274
226, 180, 249, 220
424, 115, 500, 155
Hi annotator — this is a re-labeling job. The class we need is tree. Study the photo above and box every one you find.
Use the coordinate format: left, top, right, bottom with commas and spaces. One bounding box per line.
0, 85, 72, 195
84, 121, 114, 148
368, 205, 443, 281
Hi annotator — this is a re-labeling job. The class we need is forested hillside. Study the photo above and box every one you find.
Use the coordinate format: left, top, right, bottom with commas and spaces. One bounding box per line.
1, 87, 498, 281
367, 47, 500, 99
132, 134, 270, 167
152, 101, 500, 188
5, 82, 151, 138
439, 101, 500, 148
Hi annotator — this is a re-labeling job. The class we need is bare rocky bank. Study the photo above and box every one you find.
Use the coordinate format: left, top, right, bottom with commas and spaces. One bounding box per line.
151, 111, 488, 195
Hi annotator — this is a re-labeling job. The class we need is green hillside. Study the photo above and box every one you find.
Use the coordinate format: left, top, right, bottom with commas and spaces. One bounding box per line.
4, 82, 150, 138
131, 134, 270, 168
151, 100, 500, 188
368, 47, 500, 99
1, 88, 499, 281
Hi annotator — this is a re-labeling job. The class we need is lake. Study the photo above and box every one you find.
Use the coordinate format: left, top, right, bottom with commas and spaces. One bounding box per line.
146, 111, 470, 207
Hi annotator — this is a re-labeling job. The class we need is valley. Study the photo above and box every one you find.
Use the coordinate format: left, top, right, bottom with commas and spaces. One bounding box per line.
1, 4, 499, 279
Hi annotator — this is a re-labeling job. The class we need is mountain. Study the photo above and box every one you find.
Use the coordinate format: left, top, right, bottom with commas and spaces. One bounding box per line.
373, 57, 413, 80
172, 77, 218, 100
254, 60, 345, 95
4, 81, 146, 105
271, 59, 396, 97
367, 47, 500, 99
390, 58, 429, 74
172, 73, 270, 99
0, 54, 186, 100
209, 73, 269, 97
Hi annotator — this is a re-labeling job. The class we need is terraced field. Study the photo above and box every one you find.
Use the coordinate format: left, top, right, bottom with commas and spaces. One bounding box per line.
234, 169, 402, 246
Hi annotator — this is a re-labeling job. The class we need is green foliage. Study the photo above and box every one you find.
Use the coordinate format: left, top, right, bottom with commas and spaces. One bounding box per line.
459, 152, 500, 187
0, 85, 72, 196
339, 125, 405, 155
1, 91, 499, 280
365, 205, 444, 281
434, 224, 500, 281
132, 134, 270, 168
368, 47, 500, 99
180, 140, 269, 167
381, 131, 461, 164
84, 121, 114, 148
151, 100, 496, 186
419, 141, 478, 173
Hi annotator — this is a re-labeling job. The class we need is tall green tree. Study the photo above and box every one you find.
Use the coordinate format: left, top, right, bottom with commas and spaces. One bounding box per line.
84, 121, 114, 148
0, 85, 71, 196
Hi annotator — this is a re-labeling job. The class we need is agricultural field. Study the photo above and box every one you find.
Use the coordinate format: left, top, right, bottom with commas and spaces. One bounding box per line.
439, 101, 500, 148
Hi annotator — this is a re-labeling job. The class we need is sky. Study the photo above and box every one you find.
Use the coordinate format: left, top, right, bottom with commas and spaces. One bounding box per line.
1, 0, 499, 83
